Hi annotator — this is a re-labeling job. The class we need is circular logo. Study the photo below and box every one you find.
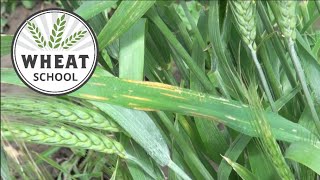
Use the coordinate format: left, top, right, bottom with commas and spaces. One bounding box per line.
12, 9, 97, 95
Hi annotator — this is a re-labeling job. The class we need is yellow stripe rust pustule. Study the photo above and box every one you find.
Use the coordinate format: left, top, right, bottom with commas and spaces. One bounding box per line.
121, 95, 151, 102
79, 94, 109, 101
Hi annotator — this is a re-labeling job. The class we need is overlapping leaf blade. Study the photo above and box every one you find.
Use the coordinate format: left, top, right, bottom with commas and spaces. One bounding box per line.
285, 142, 320, 174
1, 68, 318, 145
75, 1, 117, 20
98, 1, 155, 49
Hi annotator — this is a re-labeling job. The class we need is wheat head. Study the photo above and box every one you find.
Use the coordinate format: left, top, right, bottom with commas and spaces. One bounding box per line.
1, 95, 120, 132
230, 0, 257, 50
276, 1, 297, 40
1, 122, 126, 158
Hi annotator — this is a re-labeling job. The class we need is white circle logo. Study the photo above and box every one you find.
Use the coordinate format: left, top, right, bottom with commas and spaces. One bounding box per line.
12, 9, 97, 95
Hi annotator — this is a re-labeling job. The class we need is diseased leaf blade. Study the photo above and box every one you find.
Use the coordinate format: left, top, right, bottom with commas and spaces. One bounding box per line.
1, 68, 318, 145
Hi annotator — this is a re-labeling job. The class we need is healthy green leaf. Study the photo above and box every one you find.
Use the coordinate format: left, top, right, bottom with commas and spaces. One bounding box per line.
218, 135, 251, 180
146, 7, 214, 93
285, 142, 320, 174
0, 35, 13, 57
36, 154, 68, 174
296, 32, 320, 104
92, 103, 190, 180
119, 19, 146, 81
222, 156, 257, 180
98, 1, 155, 49
247, 141, 280, 180
75, 1, 117, 20
267, 86, 302, 112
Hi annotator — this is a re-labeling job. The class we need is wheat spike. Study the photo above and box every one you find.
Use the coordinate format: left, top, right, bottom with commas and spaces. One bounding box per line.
1, 122, 126, 158
255, 117, 294, 180
270, 1, 320, 133
277, 1, 297, 39
230, 0, 257, 50
246, 87, 294, 180
1, 95, 120, 132
230, 0, 277, 112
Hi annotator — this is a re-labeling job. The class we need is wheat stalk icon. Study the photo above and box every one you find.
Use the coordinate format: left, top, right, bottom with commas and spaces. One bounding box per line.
26, 14, 87, 49
26, 21, 47, 48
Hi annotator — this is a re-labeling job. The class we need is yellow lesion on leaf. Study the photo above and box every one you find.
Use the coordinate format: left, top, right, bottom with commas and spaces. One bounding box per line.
122, 95, 151, 102
190, 112, 216, 120
127, 102, 156, 111
132, 107, 157, 111
208, 96, 229, 102
89, 82, 106, 86
79, 94, 109, 101
178, 105, 197, 111
160, 93, 186, 100
128, 103, 139, 107
225, 115, 237, 121
122, 79, 181, 92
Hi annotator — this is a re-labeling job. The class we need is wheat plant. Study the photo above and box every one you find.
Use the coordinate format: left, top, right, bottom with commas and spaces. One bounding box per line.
1, 0, 320, 180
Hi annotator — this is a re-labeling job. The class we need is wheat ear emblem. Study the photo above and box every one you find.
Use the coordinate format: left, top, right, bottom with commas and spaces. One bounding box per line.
27, 21, 47, 48
61, 30, 87, 49
26, 13, 87, 49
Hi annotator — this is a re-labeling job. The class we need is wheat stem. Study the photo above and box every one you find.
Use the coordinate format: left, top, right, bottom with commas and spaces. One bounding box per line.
287, 39, 320, 134
230, 0, 276, 112
126, 154, 158, 179
249, 48, 277, 112
270, 0, 320, 135
230, 1, 294, 178
167, 160, 192, 180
